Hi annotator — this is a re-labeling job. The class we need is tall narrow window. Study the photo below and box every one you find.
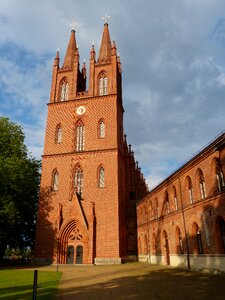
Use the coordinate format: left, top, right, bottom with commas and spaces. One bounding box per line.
52, 170, 59, 191
99, 167, 105, 188
216, 160, 225, 192
200, 180, 207, 199
166, 200, 170, 214
198, 170, 207, 199
76, 121, 85, 152
56, 126, 62, 144
99, 73, 108, 95
173, 186, 178, 211
217, 171, 225, 191
99, 120, 105, 138
196, 228, 203, 254
165, 191, 170, 214
74, 166, 83, 195
60, 81, 69, 101
187, 177, 194, 204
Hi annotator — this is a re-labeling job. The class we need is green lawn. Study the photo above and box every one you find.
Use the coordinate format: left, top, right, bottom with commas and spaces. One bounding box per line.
0, 269, 62, 299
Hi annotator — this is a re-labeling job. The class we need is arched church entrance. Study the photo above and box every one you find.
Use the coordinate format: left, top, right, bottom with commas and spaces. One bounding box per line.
58, 219, 88, 264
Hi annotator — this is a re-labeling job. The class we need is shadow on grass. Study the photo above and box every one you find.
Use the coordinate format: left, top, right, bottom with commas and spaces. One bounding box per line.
56, 266, 225, 300
0, 270, 62, 300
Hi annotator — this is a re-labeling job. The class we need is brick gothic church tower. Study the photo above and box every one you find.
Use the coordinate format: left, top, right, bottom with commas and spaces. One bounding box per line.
34, 21, 147, 265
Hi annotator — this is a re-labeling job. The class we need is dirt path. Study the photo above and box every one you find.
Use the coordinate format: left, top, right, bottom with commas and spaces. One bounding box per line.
51, 263, 225, 300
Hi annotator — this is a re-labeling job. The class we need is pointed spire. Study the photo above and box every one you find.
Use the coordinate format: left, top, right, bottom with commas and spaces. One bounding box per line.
90, 43, 96, 60
62, 30, 77, 69
111, 40, 117, 56
98, 23, 112, 63
54, 50, 60, 67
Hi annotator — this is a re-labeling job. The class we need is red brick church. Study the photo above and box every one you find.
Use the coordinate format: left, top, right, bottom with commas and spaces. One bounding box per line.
35, 20, 225, 271
34, 20, 147, 265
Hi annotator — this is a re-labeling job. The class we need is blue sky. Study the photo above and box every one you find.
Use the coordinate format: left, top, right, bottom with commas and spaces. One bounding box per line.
0, 0, 225, 189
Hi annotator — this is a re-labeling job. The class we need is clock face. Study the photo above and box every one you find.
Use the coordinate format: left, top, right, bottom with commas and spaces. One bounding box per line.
76, 106, 86, 115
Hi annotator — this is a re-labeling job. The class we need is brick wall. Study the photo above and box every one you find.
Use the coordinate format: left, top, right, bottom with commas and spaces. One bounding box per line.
137, 134, 225, 269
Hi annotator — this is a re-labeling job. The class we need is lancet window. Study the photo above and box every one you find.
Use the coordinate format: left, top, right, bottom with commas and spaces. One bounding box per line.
74, 166, 83, 195
99, 167, 105, 188
52, 170, 59, 191
99, 73, 108, 95
76, 121, 85, 152
99, 120, 105, 138
60, 81, 69, 101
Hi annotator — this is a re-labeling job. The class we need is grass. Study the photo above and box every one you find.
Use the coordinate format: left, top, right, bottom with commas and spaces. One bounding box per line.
0, 269, 62, 299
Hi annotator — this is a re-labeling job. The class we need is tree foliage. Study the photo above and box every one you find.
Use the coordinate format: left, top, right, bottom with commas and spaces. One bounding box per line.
0, 117, 41, 259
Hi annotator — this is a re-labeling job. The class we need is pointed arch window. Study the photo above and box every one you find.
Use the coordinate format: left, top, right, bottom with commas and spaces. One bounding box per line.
52, 170, 59, 191
56, 125, 62, 144
60, 81, 69, 101
99, 120, 105, 138
99, 167, 105, 188
99, 73, 108, 96
187, 176, 194, 204
76, 121, 85, 152
165, 191, 170, 214
217, 171, 225, 192
216, 160, 225, 192
173, 186, 178, 211
198, 169, 207, 199
74, 166, 83, 196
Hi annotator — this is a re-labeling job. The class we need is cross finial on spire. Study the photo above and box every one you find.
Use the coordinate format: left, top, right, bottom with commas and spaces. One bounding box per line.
70, 20, 78, 31
102, 13, 110, 24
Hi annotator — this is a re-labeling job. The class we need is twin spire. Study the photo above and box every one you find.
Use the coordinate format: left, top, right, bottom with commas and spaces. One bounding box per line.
58, 18, 117, 69
62, 29, 77, 69
98, 23, 112, 63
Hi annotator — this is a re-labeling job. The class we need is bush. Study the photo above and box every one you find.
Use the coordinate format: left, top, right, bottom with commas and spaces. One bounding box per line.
2, 247, 33, 265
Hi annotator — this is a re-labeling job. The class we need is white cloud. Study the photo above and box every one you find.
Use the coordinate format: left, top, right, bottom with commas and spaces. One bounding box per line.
0, 0, 225, 189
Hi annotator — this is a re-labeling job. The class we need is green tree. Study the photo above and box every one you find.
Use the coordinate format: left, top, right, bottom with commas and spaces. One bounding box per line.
0, 117, 41, 260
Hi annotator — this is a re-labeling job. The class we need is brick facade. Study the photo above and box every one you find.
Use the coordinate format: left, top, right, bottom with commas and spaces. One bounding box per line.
34, 21, 225, 271
137, 134, 225, 271
34, 23, 147, 265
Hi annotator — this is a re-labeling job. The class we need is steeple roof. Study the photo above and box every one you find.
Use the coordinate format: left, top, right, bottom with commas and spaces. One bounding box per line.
98, 23, 112, 63
62, 30, 77, 69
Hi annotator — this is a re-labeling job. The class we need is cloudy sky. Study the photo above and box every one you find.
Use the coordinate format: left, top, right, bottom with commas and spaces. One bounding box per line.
0, 0, 225, 190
